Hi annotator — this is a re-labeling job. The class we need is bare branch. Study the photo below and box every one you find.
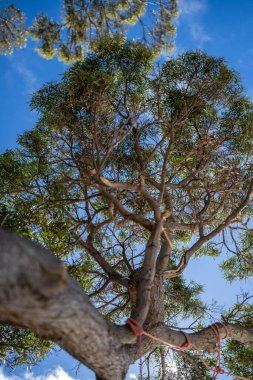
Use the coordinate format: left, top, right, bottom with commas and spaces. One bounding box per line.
165, 178, 253, 277
74, 232, 129, 288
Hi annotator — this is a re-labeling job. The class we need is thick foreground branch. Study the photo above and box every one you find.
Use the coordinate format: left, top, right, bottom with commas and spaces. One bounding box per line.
0, 229, 129, 380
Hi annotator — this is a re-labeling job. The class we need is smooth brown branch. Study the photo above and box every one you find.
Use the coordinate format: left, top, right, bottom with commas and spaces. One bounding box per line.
99, 176, 161, 220
73, 232, 129, 287
98, 186, 153, 230
156, 238, 173, 275
131, 220, 164, 324
140, 323, 253, 354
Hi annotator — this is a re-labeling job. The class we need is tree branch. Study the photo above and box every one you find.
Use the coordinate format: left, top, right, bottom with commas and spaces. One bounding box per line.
165, 178, 253, 277
131, 220, 164, 324
99, 187, 153, 230
0, 229, 129, 380
99, 177, 161, 220
74, 232, 129, 288
141, 323, 253, 354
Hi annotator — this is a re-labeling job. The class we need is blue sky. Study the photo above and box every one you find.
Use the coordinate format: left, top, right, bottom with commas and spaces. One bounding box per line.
0, 0, 253, 379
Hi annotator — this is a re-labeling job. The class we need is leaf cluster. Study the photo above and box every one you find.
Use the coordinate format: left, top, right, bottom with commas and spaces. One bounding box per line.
1, 0, 178, 61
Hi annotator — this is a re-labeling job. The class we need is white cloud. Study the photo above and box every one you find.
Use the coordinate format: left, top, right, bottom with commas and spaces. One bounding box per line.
11, 60, 38, 94
178, 0, 211, 47
189, 22, 212, 45
0, 367, 77, 380
4, 54, 39, 94
128, 375, 137, 380
179, 0, 207, 15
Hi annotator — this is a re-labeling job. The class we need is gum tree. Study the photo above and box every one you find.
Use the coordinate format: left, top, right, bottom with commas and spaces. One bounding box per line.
0, 41, 253, 379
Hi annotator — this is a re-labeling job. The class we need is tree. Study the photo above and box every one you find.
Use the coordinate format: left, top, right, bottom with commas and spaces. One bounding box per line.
0, 0, 178, 62
0, 41, 253, 379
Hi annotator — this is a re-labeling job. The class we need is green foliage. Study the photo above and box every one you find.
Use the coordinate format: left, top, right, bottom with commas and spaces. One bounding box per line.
220, 230, 253, 281
29, 14, 60, 59
0, 150, 25, 193
218, 295, 253, 378
152, 0, 178, 50
223, 340, 253, 379
165, 277, 205, 320
68, 256, 95, 289
0, 4, 26, 54
195, 243, 220, 258
0, 204, 33, 238
0, 326, 52, 367
1, 0, 178, 61
172, 352, 210, 380
1, 44, 253, 374
2, 45, 253, 289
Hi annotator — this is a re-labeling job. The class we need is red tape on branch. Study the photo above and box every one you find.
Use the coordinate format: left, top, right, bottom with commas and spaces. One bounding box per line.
210, 323, 223, 379
126, 319, 250, 380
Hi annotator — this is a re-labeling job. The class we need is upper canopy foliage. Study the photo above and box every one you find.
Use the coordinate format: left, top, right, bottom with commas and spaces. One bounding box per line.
1, 40, 253, 377
0, 0, 178, 61
0, 3, 26, 54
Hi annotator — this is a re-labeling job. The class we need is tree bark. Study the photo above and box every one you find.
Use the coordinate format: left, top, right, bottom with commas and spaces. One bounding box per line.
131, 220, 164, 324
0, 229, 129, 380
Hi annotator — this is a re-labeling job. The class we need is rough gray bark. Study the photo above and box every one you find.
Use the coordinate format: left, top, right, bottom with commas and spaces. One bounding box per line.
0, 229, 129, 380
0, 228, 253, 379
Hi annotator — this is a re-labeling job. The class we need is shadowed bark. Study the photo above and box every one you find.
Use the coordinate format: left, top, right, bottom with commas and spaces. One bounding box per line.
0, 229, 129, 380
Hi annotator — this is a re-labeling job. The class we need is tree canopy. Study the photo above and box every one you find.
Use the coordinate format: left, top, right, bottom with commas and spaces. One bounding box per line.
0, 40, 253, 379
0, 0, 178, 61
0, 3, 26, 55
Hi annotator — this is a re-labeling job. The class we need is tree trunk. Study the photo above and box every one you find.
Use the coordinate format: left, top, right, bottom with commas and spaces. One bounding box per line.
144, 274, 165, 329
